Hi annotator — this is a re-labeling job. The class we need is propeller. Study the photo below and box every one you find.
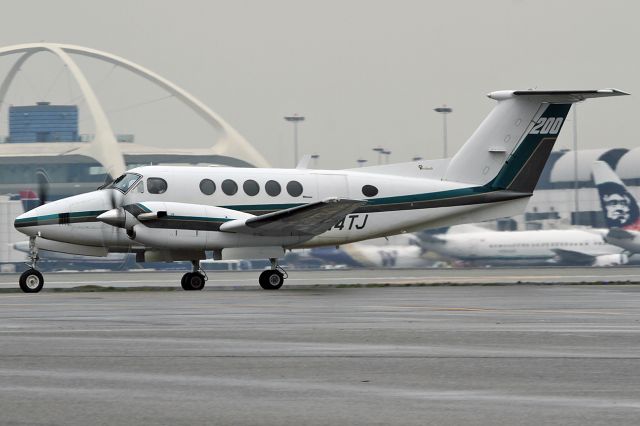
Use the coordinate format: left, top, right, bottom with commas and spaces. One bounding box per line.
96, 175, 129, 247
35, 169, 50, 207
98, 188, 126, 228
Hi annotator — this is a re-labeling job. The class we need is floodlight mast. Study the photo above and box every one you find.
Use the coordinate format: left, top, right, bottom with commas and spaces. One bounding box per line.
434, 105, 452, 158
284, 114, 305, 167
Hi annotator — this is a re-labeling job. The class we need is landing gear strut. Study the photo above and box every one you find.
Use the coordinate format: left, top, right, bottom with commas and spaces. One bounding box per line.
19, 237, 44, 293
258, 258, 287, 290
181, 260, 207, 291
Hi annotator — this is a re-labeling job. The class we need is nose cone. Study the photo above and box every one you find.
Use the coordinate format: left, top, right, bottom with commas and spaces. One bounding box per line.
14, 204, 48, 236
97, 209, 126, 227
14, 190, 115, 238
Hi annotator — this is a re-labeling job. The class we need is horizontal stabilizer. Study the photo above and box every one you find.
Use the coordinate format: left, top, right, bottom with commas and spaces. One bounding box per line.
489, 89, 629, 101
220, 198, 365, 237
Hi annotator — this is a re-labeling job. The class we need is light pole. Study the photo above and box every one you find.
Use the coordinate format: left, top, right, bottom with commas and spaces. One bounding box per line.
382, 150, 391, 164
434, 105, 452, 158
284, 114, 305, 167
412, 156, 423, 162
356, 158, 367, 167
372, 147, 384, 165
572, 105, 579, 220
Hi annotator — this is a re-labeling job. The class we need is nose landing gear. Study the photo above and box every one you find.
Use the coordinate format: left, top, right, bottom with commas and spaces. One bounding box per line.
258, 258, 287, 290
19, 237, 44, 293
181, 260, 207, 291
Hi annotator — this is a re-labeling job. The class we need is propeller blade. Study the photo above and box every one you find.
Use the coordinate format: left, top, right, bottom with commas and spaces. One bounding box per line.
109, 189, 118, 209
35, 169, 50, 206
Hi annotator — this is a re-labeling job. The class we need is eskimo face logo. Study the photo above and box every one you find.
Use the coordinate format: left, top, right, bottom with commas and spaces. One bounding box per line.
598, 182, 639, 228
603, 193, 631, 224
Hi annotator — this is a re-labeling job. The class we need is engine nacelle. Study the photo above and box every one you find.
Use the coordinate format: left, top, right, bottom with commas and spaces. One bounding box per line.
128, 201, 252, 250
127, 201, 307, 251
592, 253, 629, 267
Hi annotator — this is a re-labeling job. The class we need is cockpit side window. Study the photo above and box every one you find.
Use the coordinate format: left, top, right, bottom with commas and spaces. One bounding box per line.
104, 173, 141, 193
147, 177, 168, 194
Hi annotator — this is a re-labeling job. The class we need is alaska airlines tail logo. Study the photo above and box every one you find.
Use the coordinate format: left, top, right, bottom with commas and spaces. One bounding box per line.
597, 181, 640, 230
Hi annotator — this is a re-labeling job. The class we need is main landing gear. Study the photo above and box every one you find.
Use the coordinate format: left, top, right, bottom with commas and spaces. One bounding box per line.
19, 237, 44, 293
258, 258, 287, 290
180, 258, 288, 291
181, 260, 207, 291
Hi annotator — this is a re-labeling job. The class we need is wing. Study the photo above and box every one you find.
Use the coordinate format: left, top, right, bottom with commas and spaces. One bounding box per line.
220, 198, 366, 237
551, 248, 595, 265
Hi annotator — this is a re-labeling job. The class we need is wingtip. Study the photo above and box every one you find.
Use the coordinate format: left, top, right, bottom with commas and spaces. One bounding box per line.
598, 88, 630, 96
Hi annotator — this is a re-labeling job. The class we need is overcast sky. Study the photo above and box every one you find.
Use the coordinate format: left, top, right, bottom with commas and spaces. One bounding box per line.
0, 0, 638, 168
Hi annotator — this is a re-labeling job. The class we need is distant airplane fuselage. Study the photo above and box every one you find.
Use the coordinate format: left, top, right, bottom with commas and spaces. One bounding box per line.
422, 228, 626, 266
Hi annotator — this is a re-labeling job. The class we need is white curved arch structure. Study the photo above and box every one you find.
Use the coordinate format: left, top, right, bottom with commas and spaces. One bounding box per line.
0, 42, 270, 177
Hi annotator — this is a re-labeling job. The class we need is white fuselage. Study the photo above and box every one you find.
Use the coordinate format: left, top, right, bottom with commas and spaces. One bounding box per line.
424, 228, 622, 261
605, 231, 640, 254
14, 165, 530, 257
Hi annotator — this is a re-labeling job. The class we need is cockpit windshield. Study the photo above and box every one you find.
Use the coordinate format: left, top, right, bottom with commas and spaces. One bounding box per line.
102, 173, 141, 193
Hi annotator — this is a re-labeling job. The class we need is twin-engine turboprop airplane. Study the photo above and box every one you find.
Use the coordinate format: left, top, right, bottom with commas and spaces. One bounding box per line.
13, 89, 627, 293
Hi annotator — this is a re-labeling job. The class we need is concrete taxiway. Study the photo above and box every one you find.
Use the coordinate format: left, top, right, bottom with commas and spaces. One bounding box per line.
1, 284, 639, 425
2, 266, 640, 290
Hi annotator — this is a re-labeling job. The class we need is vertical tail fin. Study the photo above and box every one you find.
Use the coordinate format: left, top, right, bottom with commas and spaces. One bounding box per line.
19, 190, 40, 212
443, 90, 628, 193
592, 160, 640, 230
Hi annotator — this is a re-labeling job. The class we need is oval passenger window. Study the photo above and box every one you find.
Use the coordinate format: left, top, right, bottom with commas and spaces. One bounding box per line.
243, 179, 260, 196
147, 177, 168, 194
199, 179, 216, 195
286, 181, 303, 197
362, 184, 378, 197
221, 179, 238, 195
265, 180, 281, 196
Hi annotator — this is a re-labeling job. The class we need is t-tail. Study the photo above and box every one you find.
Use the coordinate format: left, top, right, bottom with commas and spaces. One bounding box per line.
443, 90, 628, 194
592, 160, 640, 230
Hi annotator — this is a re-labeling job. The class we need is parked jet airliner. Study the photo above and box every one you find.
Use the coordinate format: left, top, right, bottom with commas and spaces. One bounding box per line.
307, 234, 430, 268
13, 89, 627, 292
420, 225, 626, 266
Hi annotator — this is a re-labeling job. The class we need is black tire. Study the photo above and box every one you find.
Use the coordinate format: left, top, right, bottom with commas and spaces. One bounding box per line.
183, 272, 206, 291
19, 269, 44, 293
181, 273, 192, 290
258, 270, 284, 290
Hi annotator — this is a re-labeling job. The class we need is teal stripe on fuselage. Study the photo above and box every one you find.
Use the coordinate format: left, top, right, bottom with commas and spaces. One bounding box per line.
14, 185, 515, 229
137, 203, 152, 213
365, 185, 490, 206
14, 210, 107, 227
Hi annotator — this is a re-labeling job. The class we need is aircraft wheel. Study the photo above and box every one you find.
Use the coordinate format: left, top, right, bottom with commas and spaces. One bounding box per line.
181, 273, 191, 290
259, 270, 284, 290
19, 269, 44, 293
182, 272, 205, 291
